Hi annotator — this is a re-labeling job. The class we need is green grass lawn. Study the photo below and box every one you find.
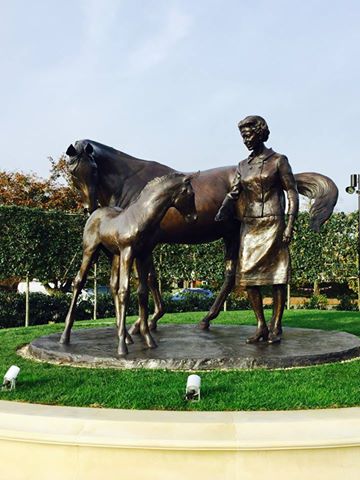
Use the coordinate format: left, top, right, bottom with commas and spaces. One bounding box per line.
0, 310, 359, 411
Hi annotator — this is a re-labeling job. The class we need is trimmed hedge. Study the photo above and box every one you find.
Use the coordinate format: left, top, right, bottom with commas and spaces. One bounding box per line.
2, 289, 357, 329
0, 291, 90, 328
0, 290, 253, 329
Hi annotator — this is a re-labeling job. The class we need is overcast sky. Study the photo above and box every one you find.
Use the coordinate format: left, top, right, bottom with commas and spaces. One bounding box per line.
1, 0, 359, 212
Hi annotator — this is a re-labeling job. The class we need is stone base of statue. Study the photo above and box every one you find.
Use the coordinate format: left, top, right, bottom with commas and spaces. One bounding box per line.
24, 324, 360, 370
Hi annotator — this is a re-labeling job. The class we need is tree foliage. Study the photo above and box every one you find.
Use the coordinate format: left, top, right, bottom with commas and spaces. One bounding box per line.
0, 203, 357, 295
291, 211, 357, 289
0, 205, 86, 289
0, 155, 82, 211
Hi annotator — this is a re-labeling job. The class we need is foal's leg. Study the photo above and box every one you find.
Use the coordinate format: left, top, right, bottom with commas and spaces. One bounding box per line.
110, 255, 133, 345
117, 247, 133, 356
136, 257, 157, 349
60, 246, 98, 344
199, 235, 238, 330
129, 255, 165, 334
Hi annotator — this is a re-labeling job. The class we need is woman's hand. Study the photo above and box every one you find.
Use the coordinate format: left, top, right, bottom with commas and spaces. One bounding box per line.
282, 225, 293, 244
215, 210, 225, 222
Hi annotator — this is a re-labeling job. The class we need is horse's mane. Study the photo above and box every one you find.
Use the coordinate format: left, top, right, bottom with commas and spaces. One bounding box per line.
75, 139, 173, 171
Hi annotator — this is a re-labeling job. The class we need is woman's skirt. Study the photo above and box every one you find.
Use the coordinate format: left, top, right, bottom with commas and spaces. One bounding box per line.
236, 216, 290, 287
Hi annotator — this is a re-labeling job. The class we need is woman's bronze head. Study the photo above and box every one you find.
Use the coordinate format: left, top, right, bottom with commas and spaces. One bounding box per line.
238, 115, 270, 143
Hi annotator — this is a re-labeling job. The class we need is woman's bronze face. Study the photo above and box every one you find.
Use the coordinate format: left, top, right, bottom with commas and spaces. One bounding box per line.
240, 126, 262, 151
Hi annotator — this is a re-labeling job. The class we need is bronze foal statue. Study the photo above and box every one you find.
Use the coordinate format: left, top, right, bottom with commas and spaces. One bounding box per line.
60, 172, 198, 355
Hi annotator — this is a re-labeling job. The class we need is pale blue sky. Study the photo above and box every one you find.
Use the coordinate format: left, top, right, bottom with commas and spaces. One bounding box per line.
1, 0, 359, 211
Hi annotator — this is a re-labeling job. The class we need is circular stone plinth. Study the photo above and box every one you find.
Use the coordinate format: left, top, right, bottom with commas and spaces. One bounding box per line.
26, 324, 360, 370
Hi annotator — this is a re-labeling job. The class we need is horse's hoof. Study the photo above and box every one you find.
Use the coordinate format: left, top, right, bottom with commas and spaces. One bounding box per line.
59, 334, 70, 345
268, 331, 282, 344
148, 341, 158, 349
145, 334, 157, 349
117, 344, 128, 356
198, 320, 210, 330
246, 327, 269, 344
148, 321, 157, 331
129, 322, 140, 335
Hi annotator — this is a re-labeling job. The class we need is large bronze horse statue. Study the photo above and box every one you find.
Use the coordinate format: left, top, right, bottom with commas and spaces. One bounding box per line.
66, 140, 338, 332
60, 172, 198, 355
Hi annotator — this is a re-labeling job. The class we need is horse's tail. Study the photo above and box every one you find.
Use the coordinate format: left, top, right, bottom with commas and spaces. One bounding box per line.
294, 172, 338, 232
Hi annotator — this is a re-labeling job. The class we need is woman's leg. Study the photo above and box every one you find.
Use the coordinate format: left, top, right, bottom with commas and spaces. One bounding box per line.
246, 286, 269, 343
268, 284, 286, 343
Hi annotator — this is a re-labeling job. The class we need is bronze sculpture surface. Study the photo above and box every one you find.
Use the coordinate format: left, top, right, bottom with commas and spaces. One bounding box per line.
216, 116, 298, 344
60, 172, 197, 355
65, 138, 338, 335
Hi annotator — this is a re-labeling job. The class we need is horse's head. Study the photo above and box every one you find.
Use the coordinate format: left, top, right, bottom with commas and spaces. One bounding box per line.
172, 173, 199, 223
66, 142, 99, 213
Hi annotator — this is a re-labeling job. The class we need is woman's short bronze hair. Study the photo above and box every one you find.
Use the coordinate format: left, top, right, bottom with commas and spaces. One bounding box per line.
238, 115, 270, 142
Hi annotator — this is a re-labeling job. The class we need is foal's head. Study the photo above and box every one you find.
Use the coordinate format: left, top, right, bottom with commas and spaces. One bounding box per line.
170, 173, 199, 223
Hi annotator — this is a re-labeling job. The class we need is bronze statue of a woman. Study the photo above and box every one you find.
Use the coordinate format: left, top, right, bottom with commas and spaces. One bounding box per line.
215, 115, 299, 344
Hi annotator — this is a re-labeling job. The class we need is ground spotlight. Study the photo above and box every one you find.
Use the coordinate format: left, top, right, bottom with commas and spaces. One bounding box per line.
345, 174, 358, 194
185, 374, 201, 401
2, 365, 20, 391
345, 173, 360, 312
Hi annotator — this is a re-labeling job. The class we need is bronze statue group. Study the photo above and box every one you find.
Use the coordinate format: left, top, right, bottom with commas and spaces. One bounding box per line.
61, 116, 338, 355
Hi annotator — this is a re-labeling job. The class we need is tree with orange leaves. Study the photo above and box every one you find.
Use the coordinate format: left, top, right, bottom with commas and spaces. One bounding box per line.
0, 155, 82, 212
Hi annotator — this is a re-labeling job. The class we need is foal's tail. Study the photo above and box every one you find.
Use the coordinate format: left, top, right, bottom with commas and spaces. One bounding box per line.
294, 172, 338, 232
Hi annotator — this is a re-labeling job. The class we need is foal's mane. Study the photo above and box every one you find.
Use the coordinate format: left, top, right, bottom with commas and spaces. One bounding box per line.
129, 172, 185, 206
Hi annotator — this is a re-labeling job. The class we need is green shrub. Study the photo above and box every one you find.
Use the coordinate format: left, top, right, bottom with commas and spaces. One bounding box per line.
0, 291, 26, 328
0, 291, 92, 328
226, 293, 252, 310
161, 291, 214, 313
336, 294, 357, 311
305, 294, 328, 310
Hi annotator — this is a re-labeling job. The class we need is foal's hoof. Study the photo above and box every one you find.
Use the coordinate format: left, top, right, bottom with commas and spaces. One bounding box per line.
246, 327, 269, 344
129, 322, 140, 335
198, 320, 210, 330
125, 334, 134, 345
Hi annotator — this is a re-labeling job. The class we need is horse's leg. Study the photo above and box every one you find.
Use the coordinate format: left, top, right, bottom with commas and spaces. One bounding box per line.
60, 246, 99, 344
129, 255, 165, 334
117, 247, 133, 356
198, 234, 239, 330
135, 256, 157, 349
110, 254, 133, 345
148, 257, 165, 331
128, 261, 142, 335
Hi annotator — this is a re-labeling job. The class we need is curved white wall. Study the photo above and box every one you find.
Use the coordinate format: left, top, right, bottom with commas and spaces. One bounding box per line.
0, 401, 359, 480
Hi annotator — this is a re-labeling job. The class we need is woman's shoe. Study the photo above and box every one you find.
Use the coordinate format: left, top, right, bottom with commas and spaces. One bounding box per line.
246, 326, 269, 344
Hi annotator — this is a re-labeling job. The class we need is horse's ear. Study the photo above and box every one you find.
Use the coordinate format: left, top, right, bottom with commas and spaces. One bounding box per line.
85, 143, 94, 155
184, 171, 200, 183
66, 144, 77, 157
